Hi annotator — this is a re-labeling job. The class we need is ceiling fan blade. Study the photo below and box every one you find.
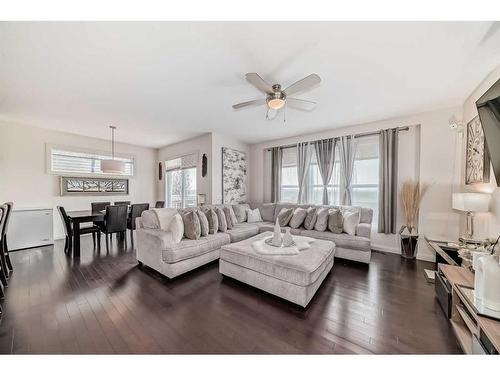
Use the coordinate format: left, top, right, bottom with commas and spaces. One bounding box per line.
266, 108, 278, 120
480, 21, 500, 45
284, 74, 321, 96
232, 98, 266, 109
287, 98, 317, 111
245, 73, 274, 94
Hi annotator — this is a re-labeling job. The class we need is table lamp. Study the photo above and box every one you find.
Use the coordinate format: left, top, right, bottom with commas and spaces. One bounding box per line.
452, 192, 491, 243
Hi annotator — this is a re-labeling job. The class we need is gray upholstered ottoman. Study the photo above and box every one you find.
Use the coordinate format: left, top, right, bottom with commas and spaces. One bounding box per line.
219, 231, 335, 307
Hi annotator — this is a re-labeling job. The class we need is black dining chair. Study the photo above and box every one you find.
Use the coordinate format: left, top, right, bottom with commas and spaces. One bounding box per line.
127, 203, 149, 241
1, 202, 13, 274
114, 201, 131, 206
91, 201, 110, 229
0, 205, 8, 297
57, 206, 101, 253
155, 201, 165, 208
100, 205, 128, 250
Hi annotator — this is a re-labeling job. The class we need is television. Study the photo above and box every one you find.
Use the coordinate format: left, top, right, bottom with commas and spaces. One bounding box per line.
476, 78, 500, 187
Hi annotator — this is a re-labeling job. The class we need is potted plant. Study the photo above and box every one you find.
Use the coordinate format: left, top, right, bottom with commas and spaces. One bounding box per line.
398, 180, 428, 259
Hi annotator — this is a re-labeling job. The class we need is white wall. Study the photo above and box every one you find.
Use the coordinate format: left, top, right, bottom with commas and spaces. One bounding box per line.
249, 106, 464, 261
0, 120, 157, 240
460, 64, 500, 239
157, 133, 213, 204
157, 132, 251, 205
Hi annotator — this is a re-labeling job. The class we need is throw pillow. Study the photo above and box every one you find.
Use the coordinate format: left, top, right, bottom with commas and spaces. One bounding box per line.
303, 207, 318, 230
289, 207, 307, 229
214, 206, 228, 232
196, 210, 209, 237
202, 208, 219, 234
169, 213, 184, 243
246, 208, 263, 223
314, 207, 330, 231
181, 210, 201, 240
342, 207, 361, 236
327, 208, 343, 234
258, 203, 276, 222
277, 208, 294, 226
232, 204, 250, 223
223, 206, 235, 229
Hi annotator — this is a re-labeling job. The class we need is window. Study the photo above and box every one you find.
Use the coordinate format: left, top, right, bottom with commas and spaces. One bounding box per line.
47, 144, 134, 177
277, 136, 379, 220
165, 154, 197, 209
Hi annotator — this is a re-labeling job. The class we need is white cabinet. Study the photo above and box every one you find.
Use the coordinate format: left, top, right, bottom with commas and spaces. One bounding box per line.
8, 208, 54, 250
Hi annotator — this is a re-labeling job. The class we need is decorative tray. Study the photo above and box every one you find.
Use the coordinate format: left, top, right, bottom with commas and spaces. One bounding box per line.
264, 238, 296, 248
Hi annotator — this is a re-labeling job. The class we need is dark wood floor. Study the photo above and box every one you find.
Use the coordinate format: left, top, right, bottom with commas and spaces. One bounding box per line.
0, 234, 460, 354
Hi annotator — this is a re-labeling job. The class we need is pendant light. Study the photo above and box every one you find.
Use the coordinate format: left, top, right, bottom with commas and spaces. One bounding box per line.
101, 125, 125, 174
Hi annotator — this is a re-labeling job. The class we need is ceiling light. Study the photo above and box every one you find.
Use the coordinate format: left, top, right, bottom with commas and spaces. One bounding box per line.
267, 98, 285, 110
101, 125, 126, 174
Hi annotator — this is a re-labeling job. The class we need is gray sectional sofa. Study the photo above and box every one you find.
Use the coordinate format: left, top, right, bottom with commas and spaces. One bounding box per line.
135, 203, 373, 279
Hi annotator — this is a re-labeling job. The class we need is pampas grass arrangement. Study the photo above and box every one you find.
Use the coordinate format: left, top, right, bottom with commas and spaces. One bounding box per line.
399, 180, 428, 235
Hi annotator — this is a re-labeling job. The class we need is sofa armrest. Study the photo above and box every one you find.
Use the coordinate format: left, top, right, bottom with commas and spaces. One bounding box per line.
356, 223, 372, 239
136, 228, 175, 252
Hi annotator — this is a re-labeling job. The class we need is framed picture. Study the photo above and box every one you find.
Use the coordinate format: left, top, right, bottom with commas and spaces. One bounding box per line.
60, 176, 129, 196
465, 115, 490, 184
222, 147, 247, 204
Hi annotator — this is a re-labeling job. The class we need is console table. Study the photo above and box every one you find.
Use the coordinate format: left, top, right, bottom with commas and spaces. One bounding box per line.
438, 264, 500, 354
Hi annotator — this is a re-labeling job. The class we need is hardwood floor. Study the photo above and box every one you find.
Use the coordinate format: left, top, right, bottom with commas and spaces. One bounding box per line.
0, 234, 460, 354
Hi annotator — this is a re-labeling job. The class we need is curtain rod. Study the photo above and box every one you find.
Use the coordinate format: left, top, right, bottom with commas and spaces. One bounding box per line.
265, 126, 411, 151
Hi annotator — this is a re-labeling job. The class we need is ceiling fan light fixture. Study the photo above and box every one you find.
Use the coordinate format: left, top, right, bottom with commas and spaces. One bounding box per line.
267, 98, 286, 110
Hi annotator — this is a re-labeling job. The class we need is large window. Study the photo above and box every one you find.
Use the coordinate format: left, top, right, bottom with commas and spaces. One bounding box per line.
165, 154, 197, 209
47, 144, 134, 177
278, 136, 379, 219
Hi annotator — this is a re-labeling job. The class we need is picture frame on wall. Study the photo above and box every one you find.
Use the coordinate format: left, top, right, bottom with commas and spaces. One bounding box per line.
222, 147, 247, 204
465, 115, 490, 185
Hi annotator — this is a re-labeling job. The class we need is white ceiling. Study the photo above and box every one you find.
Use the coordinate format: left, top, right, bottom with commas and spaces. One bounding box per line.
1, 22, 499, 148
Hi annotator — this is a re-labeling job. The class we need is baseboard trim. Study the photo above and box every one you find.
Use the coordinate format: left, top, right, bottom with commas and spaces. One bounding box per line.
371, 244, 435, 262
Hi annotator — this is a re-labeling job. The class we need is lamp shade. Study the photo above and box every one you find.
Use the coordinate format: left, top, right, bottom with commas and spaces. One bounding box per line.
101, 159, 126, 174
452, 193, 491, 212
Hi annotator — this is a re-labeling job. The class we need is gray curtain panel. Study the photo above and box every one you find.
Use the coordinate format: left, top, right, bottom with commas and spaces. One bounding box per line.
339, 135, 357, 205
296, 142, 311, 204
314, 138, 336, 205
378, 128, 399, 234
270, 146, 282, 203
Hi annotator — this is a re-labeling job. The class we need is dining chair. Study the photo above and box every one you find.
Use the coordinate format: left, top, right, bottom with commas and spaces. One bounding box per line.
155, 201, 165, 208
127, 203, 149, 241
114, 201, 131, 206
0, 205, 8, 295
91, 201, 110, 229
57, 206, 101, 253
1, 202, 13, 274
100, 205, 128, 250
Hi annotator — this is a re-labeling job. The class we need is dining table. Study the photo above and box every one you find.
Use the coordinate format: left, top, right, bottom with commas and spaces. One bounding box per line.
66, 210, 105, 257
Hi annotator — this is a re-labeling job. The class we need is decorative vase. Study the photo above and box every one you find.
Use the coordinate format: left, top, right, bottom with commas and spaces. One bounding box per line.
272, 218, 282, 246
282, 227, 293, 247
473, 252, 486, 300
400, 234, 419, 259
481, 255, 500, 311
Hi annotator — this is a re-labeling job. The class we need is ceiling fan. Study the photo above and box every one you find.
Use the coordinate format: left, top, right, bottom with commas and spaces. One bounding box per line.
232, 73, 321, 120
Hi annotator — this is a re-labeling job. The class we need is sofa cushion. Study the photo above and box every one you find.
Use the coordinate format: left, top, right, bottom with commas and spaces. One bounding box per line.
162, 232, 230, 264
233, 203, 250, 223
303, 207, 318, 230
341, 207, 361, 235
289, 207, 307, 229
327, 208, 343, 234
223, 206, 235, 229
247, 208, 263, 223
227, 223, 259, 243
277, 207, 294, 226
196, 210, 209, 237
314, 207, 329, 231
202, 208, 219, 234
299, 230, 370, 252
141, 210, 160, 229
181, 210, 201, 240
256, 203, 276, 222
214, 207, 228, 232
